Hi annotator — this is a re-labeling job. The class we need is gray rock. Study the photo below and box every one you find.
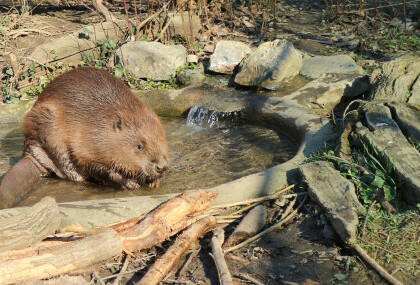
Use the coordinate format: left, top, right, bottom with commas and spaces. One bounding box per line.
356, 103, 420, 203
387, 102, 420, 146
287, 73, 370, 112
300, 161, 360, 243
208, 40, 252, 74
234, 39, 303, 90
300, 55, 363, 80
30, 20, 128, 65
372, 53, 420, 107
177, 64, 205, 86
293, 38, 326, 55
115, 41, 186, 81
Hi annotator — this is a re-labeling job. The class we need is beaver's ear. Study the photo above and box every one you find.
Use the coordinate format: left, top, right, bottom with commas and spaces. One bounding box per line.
113, 117, 122, 132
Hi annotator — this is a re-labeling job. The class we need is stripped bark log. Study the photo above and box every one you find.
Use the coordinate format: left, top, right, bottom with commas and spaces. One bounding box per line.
136, 216, 217, 285
0, 197, 60, 251
120, 189, 217, 252
223, 205, 267, 248
0, 229, 123, 285
210, 227, 233, 285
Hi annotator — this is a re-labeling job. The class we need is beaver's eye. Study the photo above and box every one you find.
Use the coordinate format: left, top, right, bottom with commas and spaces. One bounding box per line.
137, 144, 143, 150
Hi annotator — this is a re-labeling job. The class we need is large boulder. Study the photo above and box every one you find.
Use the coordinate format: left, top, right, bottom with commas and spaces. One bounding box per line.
371, 53, 420, 107
234, 39, 303, 90
300, 54, 363, 80
30, 21, 128, 65
115, 41, 186, 81
208, 40, 252, 74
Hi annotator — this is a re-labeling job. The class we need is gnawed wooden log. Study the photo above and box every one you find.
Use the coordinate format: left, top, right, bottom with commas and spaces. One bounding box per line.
0, 229, 122, 285
223, 205, 267, 248
136, 216, 217, 285
120, 189, 217, 252
0, 197, 60, 251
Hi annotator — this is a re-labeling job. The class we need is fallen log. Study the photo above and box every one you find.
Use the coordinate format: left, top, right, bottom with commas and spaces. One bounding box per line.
0, 197, 60, 251
0, 229, 123, 285
223, 205, 267, 248
120, 189, 217, 252
0, 190, 216, 284
136, 216, 217, 285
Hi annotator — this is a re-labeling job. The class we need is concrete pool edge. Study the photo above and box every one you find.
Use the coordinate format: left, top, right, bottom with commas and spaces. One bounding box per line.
0, 89, 338, 228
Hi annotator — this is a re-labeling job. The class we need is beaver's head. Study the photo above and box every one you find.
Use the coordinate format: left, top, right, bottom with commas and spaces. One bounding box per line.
99, 102, 169, 189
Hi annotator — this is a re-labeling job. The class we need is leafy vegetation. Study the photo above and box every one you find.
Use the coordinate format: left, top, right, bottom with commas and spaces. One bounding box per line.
307, 130, 419, 280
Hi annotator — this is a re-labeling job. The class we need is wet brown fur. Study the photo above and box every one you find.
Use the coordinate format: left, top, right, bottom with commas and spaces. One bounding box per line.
22, 67, 169, 189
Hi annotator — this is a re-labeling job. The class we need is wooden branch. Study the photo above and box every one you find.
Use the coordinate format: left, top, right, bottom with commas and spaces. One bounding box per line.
0, 229, 123, 284
92, 0, 117, 22
352, 244, 403, 285
235, 273, 264, 285
0, 196, 60, 251
223, 205, 267, 248
136, 216, 217, 285
112, 255, 131, 285
224, 195, 307, 254
210, 228, 233, 285
120, 189, 217, 252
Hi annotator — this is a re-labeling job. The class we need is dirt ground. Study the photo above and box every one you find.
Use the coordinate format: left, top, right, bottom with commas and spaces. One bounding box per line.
1, 0, 419, 284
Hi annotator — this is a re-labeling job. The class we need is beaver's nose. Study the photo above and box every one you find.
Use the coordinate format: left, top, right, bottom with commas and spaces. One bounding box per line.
156, 164, 168, 174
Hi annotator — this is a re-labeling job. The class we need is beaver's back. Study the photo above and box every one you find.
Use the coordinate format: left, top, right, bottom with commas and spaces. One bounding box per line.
37, 67, 139, 114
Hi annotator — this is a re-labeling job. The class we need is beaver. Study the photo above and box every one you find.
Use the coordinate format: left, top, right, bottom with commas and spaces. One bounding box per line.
0, 67, 169, 208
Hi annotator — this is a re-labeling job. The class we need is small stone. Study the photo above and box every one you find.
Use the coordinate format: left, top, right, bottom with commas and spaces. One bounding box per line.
208, 40, 252, 74
203, 44, 215, 53
187, 54, 198, 63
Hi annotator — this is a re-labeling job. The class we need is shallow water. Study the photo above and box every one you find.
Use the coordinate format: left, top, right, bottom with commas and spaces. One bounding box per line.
0, 117, 297, 206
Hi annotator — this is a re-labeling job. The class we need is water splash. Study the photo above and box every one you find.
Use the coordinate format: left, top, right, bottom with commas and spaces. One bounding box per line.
186, 105, 244, 129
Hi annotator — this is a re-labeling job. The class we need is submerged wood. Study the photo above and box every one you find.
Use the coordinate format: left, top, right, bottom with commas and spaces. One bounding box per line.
0, 196, 60, 251
120, 189, 217, 252
0, 229, 122, 285
136, 216, 217, 285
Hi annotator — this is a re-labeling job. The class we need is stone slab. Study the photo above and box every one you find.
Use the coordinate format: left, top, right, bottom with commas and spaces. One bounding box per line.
300, 55, 363, 80
357, 103, 420, 203
300, 161, 360, 243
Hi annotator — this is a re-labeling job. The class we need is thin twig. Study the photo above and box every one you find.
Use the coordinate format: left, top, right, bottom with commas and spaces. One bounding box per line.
112, 255, 131, 285
231, 202, 259, 216
178, 248, 200, 277
102, 267, 146, 281
278, 196, 297, 221
352, 244, 403, 285
155, 12, 176, 42
341, 99, 367, 129
235, 273, 264, 285
361, 201, 375, 238
93, 271, 106, 285
224, 195, 308, 254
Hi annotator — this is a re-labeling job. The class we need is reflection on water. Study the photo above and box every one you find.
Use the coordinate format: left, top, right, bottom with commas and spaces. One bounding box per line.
0, 117, 297, 206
